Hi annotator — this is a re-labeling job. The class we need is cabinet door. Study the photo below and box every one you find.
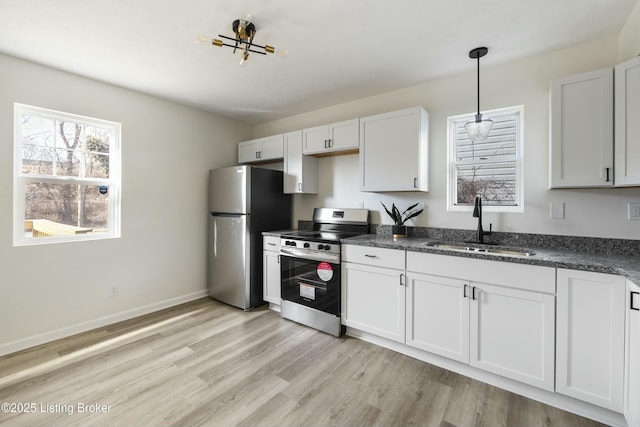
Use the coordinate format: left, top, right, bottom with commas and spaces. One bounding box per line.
359, 106, 428, 192
615, 56, 640, 186
549, 68, 614, 188
406, 273, 469, 363
341, 262, 405, 343
238, 140, 260, 163
556, 269, 625, 411
469, 282, 555, 391
625, 280, 640, 426
259, 134, 284, 161
262, 250, 281, 305
328, 119, 359, 152
284, 131, 318, 194
302, 125, 329, 154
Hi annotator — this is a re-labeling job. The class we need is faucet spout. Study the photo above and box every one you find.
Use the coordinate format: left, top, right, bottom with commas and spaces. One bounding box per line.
473, 195, 492, 243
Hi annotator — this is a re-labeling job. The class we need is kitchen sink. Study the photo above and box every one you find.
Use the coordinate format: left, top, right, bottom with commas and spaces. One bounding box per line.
423, 242, 535, 257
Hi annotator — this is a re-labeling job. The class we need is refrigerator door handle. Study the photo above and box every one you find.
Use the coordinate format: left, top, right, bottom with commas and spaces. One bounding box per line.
213, 219, 217, 257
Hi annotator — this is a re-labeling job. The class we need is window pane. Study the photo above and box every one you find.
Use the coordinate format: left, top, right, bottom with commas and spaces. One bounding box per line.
24, 182, 110, 238
22, 145, 54, 174
20, 115, 54, 147
55, 149, 82, 177
456, 163, 517, 206
85, 152, 109, 178
85, 128, 111, 153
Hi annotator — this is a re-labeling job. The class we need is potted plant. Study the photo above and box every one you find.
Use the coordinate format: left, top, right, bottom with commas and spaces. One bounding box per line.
381, 201, 424, 239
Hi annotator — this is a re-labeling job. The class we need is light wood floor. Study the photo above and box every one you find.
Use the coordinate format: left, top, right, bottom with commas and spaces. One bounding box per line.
0, 298, 605, 427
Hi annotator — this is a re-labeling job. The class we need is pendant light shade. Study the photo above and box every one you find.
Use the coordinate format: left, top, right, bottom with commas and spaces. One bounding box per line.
465, 47, 493, 143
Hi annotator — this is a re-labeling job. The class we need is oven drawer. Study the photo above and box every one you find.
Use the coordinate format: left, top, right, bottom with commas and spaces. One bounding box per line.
342, 244, 405, 270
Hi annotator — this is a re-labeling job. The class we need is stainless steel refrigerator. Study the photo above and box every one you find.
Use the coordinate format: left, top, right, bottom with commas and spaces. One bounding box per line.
207, 165, 292, 310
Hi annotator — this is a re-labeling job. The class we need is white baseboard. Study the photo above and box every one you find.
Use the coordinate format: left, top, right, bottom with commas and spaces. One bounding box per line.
0, 290, 208, 357
346, 327, 628, 427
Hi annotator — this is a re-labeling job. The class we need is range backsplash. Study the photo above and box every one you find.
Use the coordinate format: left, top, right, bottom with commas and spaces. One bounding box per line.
297, 220, 640, 257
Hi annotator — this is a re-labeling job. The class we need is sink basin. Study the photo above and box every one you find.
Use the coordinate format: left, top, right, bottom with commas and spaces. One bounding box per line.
423, 242, 535, 257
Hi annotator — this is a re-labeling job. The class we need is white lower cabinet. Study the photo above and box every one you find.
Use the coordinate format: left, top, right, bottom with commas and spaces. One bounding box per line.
556, 268, 625, 412
626, 279, 640, 426
405, 273, 469, 363
262, 236, 281, 307
344, 248, 556, 392
405, 265, 555, 391
469, 282, 555, 391
341, 246, 405, 343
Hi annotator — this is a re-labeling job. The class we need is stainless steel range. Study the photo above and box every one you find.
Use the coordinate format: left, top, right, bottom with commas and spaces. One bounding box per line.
279, 208, 370, 336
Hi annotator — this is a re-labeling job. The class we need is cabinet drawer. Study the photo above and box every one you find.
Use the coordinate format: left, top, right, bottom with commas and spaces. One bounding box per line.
263, 235, 280, 251
342, 245, 404, 270
406, 252, 555, 294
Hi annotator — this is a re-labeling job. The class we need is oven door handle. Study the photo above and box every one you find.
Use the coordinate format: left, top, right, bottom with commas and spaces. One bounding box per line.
280, 248, 340, 264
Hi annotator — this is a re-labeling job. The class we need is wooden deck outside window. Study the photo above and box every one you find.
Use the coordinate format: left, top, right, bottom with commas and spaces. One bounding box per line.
25, 219, 93, 237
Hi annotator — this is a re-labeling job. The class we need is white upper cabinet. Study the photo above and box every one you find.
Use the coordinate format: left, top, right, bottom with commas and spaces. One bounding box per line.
238, 134, 284, 164
302, 119, 359, 155
359, 106, 429, 192
283, 130, 318, 194
549, 68, 614, 188
615, 56, 640, 187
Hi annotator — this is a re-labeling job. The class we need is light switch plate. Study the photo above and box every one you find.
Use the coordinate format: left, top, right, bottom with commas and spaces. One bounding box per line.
550, 202, 565, 219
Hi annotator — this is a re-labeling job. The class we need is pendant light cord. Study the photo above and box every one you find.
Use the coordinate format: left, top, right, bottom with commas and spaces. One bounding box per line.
476, 54, 480, 116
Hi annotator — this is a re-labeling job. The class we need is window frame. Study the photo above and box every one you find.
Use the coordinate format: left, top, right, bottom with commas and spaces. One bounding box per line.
13, 103, 122, 246
447, 105, 524, 213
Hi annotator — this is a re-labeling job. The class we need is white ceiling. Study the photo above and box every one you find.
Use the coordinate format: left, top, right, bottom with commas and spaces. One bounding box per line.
0, 0, 636, 124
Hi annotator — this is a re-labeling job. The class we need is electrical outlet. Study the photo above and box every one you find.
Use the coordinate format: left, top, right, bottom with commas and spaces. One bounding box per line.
110, 283, 119, 297
628, 203, 640, 220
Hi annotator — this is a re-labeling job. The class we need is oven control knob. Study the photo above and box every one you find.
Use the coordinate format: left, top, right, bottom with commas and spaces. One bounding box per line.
317, 244, 323, 250
286, 240, 296, 246
303, 242, 310, 248
323, 245, 331, 251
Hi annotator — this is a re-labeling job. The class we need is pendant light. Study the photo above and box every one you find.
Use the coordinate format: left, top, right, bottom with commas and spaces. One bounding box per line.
464, 47, 493, 143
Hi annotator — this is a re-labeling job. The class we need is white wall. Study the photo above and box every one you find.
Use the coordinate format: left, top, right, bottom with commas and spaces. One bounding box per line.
0, 54, 252, 355
253, 37, 640, 240
619, 0, 640, 60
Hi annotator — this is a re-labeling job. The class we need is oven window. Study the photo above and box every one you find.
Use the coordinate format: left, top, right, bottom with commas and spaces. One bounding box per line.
280, 256, 341, 315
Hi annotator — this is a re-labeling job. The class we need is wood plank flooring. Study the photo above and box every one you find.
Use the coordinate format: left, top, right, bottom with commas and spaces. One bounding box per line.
0, 298, 605, 427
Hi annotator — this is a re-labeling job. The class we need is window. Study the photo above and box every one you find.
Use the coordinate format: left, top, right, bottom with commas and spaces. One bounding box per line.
447, 105, 523, 212
14, 104, 121, 245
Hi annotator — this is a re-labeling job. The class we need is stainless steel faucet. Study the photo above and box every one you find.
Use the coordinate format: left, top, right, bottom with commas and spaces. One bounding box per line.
472, 195, 492, 243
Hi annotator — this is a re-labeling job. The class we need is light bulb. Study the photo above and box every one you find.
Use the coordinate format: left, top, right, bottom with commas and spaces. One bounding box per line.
196, 34, 211, 45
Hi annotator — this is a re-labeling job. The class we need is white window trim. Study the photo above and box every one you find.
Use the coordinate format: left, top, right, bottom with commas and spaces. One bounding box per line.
447, 105, 524, 213
13, 103, 122, 246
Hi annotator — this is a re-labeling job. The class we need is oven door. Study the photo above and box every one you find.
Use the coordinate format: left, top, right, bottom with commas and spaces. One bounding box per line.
280, 253, 341, 316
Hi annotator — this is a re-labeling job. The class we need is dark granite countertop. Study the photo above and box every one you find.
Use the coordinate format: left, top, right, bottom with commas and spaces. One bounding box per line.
341, 234, 640, 285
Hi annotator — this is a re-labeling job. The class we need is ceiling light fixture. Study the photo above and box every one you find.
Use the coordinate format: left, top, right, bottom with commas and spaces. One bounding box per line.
464, 47, 493, 143
198, 15, 287, 65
